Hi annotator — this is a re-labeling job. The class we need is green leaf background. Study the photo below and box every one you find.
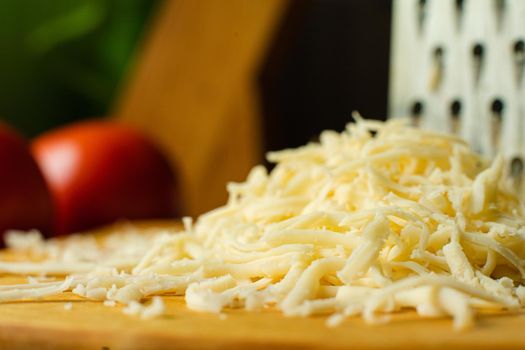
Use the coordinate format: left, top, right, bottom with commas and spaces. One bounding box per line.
0, 0, 158, 137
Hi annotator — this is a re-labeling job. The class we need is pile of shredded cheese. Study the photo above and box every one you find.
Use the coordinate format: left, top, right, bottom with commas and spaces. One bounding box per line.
3, 117, 525, 329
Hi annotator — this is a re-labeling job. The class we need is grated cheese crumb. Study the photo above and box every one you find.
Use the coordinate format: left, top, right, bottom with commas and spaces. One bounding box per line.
141, 297, 165, 320
121, 297, 165, 319
103, 300, 116, 307
122, 301, 143, 316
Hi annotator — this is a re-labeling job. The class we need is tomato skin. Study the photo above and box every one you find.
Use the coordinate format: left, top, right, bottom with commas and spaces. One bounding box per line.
32, 121, 178, 236
0, 125, 53, 240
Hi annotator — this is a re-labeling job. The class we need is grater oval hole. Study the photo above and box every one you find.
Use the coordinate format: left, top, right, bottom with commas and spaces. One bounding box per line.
454, 0, 465, 31
472, 43, 484, 60
510, 157, 523, 178
512, 39, 524, 86
514, 39, 525, 64
494, 0, 505, 31
450, 99, 461, 119
430, 47, 445, 90
491, 98, 504, 119
455, 0, 465, 12
471, 43, 484, 85
449, 99, 461, 134
410, 100, 424, 126
411, 100, 424, 116
515, 40, 525, 55
416, 0, 427, 34
495, 0, 505, 10
434, 46, 444, 60
490, 98, 504, 153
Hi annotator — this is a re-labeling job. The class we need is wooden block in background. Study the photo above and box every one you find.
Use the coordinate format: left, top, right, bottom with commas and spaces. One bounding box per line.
115, 0, 290, 216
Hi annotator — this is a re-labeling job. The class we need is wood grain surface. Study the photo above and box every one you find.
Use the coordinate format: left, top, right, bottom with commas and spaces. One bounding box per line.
0, 289, 524, 350
1, 222, 524, 349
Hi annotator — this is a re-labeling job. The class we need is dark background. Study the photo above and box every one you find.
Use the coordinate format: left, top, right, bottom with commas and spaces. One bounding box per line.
261, 0, 391, 151
0, 0, 392, 151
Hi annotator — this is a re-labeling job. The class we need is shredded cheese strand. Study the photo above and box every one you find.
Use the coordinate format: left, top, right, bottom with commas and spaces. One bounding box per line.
2, 118, 525, 330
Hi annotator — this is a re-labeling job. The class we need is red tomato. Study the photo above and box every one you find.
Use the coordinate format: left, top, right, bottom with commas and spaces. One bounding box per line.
0, 124, 53, 240
32, 120, 178, 236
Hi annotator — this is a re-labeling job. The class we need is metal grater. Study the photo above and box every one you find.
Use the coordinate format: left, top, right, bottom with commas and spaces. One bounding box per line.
389, 0, 525, 184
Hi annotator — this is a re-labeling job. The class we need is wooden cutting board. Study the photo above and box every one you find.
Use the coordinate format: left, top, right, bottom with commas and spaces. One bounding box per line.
1, 222, 525, 350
